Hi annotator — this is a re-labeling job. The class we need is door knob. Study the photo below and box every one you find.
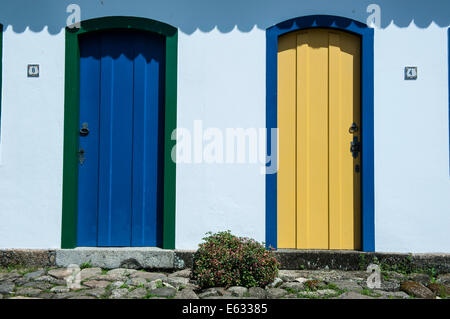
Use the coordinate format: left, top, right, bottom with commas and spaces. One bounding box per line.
350, 136, 361, 158
349, 122, 359, 134
80, 122, 90, 136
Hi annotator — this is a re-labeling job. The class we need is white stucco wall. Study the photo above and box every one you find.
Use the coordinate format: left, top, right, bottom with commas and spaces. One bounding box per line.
0, 0, 448, 252
0, 27, 65, 248
175, 28, 266, 249
374, 23, 450, 253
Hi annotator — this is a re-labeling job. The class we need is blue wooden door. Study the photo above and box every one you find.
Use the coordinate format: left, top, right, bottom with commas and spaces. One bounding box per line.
77, 30, 165, 247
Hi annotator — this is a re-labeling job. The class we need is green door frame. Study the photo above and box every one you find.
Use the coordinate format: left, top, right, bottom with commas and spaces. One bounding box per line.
61, 16, 177, 249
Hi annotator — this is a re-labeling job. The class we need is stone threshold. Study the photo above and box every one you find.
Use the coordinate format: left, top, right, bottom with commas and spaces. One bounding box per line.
1, 248, 449, 273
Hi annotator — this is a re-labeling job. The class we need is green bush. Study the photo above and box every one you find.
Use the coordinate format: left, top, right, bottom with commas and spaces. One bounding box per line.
192, 231, 280, 289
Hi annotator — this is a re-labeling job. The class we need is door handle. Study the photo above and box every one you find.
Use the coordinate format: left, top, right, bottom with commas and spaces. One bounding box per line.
80, 122, 90, 136
349, 122, 359, 134
350, 137, 361, 159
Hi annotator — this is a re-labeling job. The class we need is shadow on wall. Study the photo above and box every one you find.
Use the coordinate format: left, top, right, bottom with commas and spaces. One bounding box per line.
0, 0, 449, 35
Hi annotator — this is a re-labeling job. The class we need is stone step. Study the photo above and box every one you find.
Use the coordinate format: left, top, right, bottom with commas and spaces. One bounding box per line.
55, 247, 181, 270
1, 248, 450, 273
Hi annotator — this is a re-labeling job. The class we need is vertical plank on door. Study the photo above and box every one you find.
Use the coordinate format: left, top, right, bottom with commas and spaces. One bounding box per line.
350, 34, 362, 250
277, 32, 298, 249
339, 32, 361, 249
297, 30, 330, 249
328, 32, 344, 249
97, 32, 134, 246
329, 31, 361, 250
131, 33, 165, 246
296, 31, 309, 249
78, 35, 101, 246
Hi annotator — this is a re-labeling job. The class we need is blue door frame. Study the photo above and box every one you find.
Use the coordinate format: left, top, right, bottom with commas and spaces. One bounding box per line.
265, 15, 375, 252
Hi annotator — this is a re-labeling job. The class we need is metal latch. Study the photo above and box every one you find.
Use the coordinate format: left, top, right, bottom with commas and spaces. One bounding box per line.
350, 137, 361, 159
78, 148, 85, 165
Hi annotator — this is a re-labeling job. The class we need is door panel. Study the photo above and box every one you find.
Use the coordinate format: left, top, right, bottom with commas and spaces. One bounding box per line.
296, 30, 330, 249
277, 29, 361, 250
277, 33, 297, 248
77, 30, 165, 247
97, 32, 135, 246
328, 32, 361, 249
131, 33, 165, 246
77, 35, 101, 247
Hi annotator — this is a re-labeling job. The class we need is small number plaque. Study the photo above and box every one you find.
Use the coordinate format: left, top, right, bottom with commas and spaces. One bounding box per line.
28, 64, 40, 78
404, 66, 417, 80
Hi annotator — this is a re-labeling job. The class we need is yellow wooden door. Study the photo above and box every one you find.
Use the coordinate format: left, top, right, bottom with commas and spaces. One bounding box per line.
277, 29, 361, 250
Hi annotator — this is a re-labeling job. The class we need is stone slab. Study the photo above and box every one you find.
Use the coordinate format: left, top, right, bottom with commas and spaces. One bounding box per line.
274, 250, 450, 273
0, 249, 55, 267
55, 247, 177, 270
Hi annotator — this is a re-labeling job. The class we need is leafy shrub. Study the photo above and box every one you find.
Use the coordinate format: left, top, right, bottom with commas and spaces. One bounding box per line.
192, 231, 280, 289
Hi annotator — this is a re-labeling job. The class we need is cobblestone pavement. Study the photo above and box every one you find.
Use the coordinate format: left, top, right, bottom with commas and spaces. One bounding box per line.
0, 266, 449, 299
